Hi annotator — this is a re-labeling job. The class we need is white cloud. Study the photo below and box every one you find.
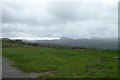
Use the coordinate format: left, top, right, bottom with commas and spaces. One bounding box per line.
1, 0, 118, 39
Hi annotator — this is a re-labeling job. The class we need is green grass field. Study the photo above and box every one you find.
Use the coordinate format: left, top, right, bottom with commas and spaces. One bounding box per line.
3, 46, 118, 78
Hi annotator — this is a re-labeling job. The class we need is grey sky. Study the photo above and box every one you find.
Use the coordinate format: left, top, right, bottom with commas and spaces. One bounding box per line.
1, 0, 118, 40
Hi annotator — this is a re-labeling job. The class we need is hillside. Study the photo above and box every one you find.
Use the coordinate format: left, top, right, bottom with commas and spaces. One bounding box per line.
23, 37, 118, 49
2, 38, 119, 78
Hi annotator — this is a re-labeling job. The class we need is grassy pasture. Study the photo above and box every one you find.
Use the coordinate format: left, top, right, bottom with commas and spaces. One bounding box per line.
3, 46, 118, 78
2, 39, 119, 78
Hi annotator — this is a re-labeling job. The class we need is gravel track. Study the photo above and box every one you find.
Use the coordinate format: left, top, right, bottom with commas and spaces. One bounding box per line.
2, 57, 39, 78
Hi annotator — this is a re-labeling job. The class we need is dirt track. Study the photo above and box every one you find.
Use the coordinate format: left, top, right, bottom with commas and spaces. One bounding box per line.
2, 57, 39, 78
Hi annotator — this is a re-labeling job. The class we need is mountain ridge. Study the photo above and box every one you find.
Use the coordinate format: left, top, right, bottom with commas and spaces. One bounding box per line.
1, 37, 118, 49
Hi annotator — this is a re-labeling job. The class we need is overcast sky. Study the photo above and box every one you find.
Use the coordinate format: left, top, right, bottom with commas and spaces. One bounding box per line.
1, 0, 119, 40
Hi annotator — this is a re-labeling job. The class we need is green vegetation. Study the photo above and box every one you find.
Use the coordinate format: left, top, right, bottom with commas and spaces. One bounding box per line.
2, 39, 119, 78
0, 39, 2, 56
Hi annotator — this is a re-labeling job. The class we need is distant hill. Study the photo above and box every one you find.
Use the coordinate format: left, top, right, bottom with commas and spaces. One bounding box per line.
2, 37, 118, 49
1, 38, 11, 41
28, 37, 118, 50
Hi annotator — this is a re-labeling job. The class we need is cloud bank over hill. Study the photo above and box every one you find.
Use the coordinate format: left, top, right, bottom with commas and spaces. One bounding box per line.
1, 0, 118, 40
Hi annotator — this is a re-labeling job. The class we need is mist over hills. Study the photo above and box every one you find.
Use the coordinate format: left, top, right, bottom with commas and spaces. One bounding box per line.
1, 37, 118, 49
21, 37, 118, 49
